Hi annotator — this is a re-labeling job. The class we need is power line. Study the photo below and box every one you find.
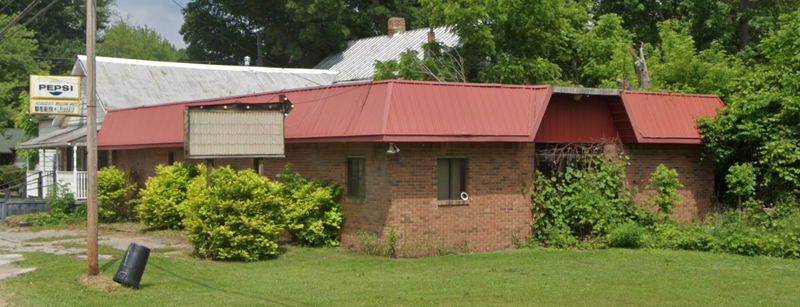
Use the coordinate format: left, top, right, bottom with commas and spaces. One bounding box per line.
0, 0, 40, 37
0, 0, 58, 44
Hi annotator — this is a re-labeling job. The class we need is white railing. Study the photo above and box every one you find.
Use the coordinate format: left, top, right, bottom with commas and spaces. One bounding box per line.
25, 171, 87, 200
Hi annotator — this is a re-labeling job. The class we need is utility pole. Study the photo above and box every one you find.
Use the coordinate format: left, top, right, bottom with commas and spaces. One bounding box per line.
86, 0, 99, 276
256, 30, 264, 67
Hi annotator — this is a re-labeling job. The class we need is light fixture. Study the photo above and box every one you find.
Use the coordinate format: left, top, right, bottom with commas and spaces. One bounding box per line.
387, 142, 400, 154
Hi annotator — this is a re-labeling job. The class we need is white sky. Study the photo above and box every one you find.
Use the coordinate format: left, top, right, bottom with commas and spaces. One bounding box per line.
111, 0, 190, 49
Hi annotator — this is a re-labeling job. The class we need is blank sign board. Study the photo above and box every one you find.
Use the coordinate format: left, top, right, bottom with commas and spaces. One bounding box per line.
185, 105, 285, 159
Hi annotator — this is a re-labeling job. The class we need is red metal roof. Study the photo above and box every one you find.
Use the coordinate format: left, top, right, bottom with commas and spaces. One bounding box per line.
97, 80, 724, 150
620, 90, 724, 144
99, 80, 553, 149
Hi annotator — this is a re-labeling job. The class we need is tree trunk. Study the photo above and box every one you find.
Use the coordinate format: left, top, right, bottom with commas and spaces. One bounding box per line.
629, 44, 650, 90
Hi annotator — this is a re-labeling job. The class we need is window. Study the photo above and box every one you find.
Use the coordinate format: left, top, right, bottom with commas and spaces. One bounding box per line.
168, 151, 175, 165
437, 158, 467, 200
346, 157, 365, 198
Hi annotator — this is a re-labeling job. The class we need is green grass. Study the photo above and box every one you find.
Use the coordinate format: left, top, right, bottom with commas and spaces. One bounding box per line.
55, 242, 125, 255
25, 235, 84, 243
1, 247, 799, 306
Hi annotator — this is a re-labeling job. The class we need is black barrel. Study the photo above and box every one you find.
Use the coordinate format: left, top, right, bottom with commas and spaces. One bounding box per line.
113, 242, 150, 288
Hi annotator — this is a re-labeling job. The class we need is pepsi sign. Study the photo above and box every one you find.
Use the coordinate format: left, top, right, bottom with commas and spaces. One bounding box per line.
29, 75, 81, 115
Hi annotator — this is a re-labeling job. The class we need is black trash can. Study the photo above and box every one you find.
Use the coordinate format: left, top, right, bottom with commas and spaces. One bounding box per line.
113, 242, 150, 288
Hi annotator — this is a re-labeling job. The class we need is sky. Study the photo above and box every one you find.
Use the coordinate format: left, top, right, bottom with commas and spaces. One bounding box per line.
111, 0, 190, 49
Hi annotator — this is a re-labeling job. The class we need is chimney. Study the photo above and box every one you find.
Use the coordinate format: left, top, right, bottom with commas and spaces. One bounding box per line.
388, 17, 406, 36
427, 28, 435, 43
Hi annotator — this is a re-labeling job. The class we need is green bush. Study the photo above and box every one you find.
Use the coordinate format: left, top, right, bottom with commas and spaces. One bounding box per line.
607, 223, 644, 248
644, 202, 800, 259
137, 162, 200, 229
647, 164, 683, 214
98, 166, 138, 222
183, 166, 285, 261
32, 183, 84, 227
726, 163, 758, 206
277, 165, 344, 247
0, 164, 24, 188
532, 154, 654, 248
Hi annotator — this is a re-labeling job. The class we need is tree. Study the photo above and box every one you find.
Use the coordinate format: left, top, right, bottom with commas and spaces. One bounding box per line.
698, 10, 800, 202
574, 14, 637, 88
180, 0, 424, 67
591, 0, 681, 45
98, 20, 183, 62
0, 14, 49, 132
648, 20, 744, 96
0, 0, 115, 73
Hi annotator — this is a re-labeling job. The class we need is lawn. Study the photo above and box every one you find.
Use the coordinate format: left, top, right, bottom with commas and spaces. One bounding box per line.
1, 247, 799, 306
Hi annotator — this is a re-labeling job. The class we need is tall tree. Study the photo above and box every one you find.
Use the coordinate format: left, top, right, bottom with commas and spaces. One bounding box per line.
98, 20, 183, 62
0, 0, 115, 73
592, 0, 680, 45
0, 14, 49, 132
421, 0, 590, 84
699, 10, 800, 201
180, 0, 424, 67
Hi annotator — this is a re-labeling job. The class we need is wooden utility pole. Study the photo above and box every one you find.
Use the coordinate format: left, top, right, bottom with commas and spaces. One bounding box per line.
86, 0, 99, 276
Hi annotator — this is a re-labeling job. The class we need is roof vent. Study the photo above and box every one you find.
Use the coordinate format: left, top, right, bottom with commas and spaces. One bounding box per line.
388, 17, 406, 36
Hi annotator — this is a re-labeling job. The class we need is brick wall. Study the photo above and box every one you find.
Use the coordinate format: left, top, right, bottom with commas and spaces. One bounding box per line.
110, 141, 713, 254
386, 142, 535, 253
624, 144, 714, 221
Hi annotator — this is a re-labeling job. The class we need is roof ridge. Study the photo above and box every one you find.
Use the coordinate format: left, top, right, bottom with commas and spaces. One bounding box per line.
75, 55, 337, 75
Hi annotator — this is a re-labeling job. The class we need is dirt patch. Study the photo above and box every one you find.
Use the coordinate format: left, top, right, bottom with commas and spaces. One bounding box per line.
80, 274, 131, 294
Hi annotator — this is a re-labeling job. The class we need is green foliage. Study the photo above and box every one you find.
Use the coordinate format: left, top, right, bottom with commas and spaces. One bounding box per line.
1, 0, 114, 73
421, 0, 589, 84
137, 163, 201, 229
277, 165, 344, 247
0, 164, 24, 188
646, 164, 684, 214
373, 46, 466, 82
698, 11, 800, 202
182, 0, 425, 66
31, 183, 84, 227
98, 21, 183, 61
648, 20, 744, 96
645, 202, 800, 259
726, 163, 758, 201
607, 223, 645, 248
574, 14, 636, 88
531, 153, 653, 248
0, 14, 49, 129
183, 166, 285, 261
97, 166, 138, 223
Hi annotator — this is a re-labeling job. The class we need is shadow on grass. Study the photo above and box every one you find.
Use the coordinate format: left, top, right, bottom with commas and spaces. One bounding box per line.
147, 261, 305, 306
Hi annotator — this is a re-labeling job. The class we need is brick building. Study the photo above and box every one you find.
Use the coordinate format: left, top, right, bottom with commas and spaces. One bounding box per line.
98, 80, 723, 252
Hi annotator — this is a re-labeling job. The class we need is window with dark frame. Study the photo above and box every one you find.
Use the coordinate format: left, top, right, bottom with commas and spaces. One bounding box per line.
346, 157, 366, 198
437, 158, 467, 200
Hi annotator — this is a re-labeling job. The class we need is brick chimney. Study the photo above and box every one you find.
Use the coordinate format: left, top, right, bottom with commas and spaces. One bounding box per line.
388, 17, 406, 36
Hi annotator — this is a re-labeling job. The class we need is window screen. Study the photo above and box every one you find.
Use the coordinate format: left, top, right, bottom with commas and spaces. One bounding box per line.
347, 157, 365, 198
437, 158, 467, 200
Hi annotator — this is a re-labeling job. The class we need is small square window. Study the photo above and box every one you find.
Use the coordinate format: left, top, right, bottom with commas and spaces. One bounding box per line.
347, 157, 365, 198
437, 158, 467, 200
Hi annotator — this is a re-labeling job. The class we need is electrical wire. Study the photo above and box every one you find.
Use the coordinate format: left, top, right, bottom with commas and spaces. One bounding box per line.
0, 0, 40, 37
0, 0, 58, 44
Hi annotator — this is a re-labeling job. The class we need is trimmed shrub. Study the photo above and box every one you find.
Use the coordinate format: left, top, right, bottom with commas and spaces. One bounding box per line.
277, 165, 344, 247
607, 223, 644, 248
137, 162, 200, 229
98, 166, 138, 222
647, 164, 684, 214
183, 166, 285, 261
